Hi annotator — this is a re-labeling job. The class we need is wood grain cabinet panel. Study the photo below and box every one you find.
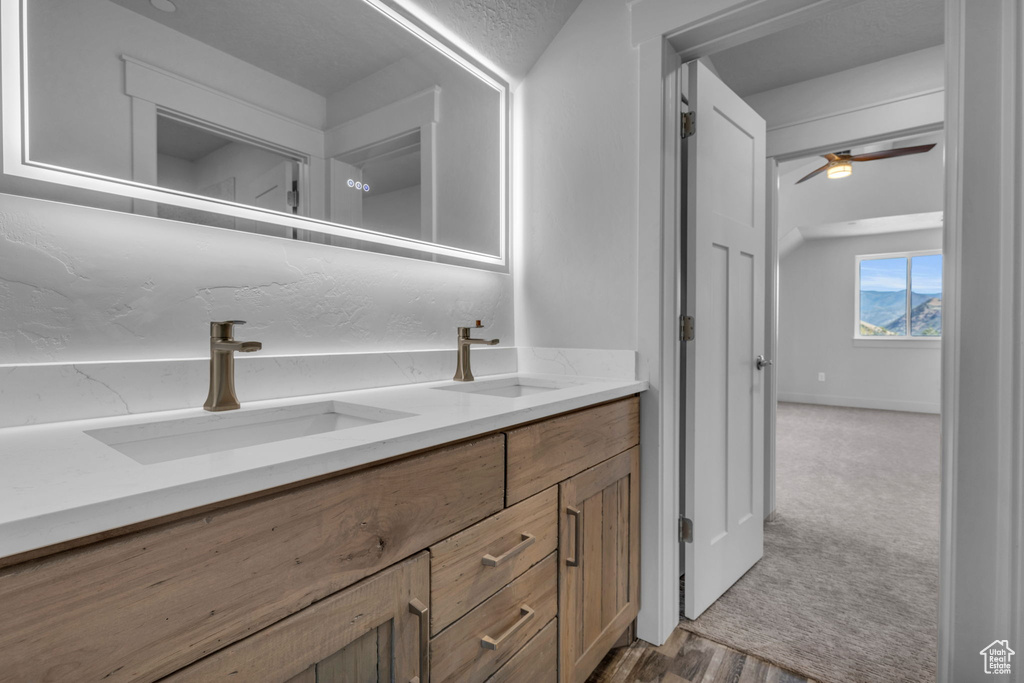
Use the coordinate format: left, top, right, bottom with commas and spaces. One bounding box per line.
505, 397, 639, 505
0, 435, 504, 683
559, 447, 641, 683
485, 617, 558, 683
164, 552, 429, 682
430, 486, 558, 635
430, 553, 558, 683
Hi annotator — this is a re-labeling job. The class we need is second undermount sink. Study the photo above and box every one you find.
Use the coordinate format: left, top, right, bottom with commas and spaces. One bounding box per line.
434, 376, 579, 398
86, 401, 416, 465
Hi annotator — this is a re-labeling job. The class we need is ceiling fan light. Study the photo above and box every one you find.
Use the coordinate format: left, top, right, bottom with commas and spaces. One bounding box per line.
826, 160, 852, 180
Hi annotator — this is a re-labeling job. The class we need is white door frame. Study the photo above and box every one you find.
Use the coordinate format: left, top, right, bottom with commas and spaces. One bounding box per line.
635, 4, 1023, 680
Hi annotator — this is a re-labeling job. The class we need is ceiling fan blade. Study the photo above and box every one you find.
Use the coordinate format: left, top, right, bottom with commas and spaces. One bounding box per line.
821, 153, 840, 162
796, 162, 831, 184
849, 143, 937, 163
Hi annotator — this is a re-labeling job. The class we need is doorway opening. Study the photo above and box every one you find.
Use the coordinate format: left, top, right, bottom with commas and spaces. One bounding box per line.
671, 2, 946, 681
679, 129, 945, 682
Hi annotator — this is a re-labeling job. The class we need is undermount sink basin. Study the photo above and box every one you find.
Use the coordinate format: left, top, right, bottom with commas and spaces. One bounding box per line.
86, 401, 415, 465
434, 377, 578, 398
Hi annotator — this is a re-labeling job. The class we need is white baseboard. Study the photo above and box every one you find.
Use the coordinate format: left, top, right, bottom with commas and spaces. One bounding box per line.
777, 391, 940, 414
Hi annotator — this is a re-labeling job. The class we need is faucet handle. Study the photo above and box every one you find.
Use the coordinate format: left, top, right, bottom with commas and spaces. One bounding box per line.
210, 320, 246, 338
458, 320, 486, 338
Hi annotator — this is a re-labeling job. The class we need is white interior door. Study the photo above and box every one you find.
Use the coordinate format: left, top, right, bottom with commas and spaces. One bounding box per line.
683, 59, 767, 619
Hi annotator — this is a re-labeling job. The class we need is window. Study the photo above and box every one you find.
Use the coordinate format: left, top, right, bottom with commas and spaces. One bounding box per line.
856, 251, 942, 338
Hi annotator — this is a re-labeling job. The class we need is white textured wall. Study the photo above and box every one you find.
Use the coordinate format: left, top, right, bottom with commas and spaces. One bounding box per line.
0, 194, 512, 364
778, 228, 942, 413
515, 0, 638, 351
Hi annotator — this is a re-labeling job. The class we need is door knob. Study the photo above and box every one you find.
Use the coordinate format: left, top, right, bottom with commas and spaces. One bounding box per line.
756, 355, 773, 370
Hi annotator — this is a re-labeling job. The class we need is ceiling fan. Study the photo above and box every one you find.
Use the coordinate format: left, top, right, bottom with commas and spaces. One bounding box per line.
795, 143, 937, 184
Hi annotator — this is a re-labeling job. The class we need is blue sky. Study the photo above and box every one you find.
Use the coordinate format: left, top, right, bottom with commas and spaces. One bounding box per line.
912, 254, 943, 293
860, 255, 943, 293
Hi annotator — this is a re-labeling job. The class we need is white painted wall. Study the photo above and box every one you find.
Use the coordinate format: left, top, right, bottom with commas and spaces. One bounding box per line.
744, 46, 944, 130
515, 0, 637, 351
741, 45, 944, 161
778, 228, 942, 413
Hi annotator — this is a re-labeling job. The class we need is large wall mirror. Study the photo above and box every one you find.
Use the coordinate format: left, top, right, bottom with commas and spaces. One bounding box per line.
1, 0, 508, 267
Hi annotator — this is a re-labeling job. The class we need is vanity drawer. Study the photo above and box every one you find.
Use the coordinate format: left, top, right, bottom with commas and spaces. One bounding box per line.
431, 486, 558, 635
505, 396, 640, 505
0, 435, 504, 683
430, 552, 558, 683
485, 617, 558, 683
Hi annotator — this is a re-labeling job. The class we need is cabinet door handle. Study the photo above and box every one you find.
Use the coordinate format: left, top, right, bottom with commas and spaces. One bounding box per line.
409, 598, 429, 683
480, 605, 535, 651
566, 506, 582, 567
481, 533, 536, 567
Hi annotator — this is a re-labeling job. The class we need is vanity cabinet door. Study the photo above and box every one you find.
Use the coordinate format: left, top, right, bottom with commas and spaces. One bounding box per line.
164, 552, 431, 683
558, 447, 640, 683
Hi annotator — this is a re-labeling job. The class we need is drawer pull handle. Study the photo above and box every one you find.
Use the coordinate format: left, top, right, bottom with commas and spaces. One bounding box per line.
482, 533, 536, 567
409, 598, 430, 683
566, 506, 582, 567
480, 605, 535, 651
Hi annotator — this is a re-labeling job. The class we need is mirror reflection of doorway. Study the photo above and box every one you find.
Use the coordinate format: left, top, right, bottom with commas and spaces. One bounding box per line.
155, 114, 304, 234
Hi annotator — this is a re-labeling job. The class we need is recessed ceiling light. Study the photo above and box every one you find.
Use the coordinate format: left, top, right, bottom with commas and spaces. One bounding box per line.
150, 0, 177, 12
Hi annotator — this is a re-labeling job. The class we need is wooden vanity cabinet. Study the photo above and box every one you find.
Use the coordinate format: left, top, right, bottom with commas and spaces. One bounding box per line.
0, 395, 641, 683
0, 436, 504, 683
164, 552, 430, 683
559, 447, 641, 683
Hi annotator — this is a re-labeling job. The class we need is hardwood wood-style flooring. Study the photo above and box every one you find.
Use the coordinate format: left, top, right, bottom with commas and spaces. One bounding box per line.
586, 627, 817, 683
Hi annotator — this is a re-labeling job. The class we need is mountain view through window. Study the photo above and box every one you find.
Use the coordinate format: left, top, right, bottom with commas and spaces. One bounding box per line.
859, 254, 942, 337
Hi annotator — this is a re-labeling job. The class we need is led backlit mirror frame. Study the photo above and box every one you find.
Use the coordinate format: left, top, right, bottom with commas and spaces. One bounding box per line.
0, 0, 508, 268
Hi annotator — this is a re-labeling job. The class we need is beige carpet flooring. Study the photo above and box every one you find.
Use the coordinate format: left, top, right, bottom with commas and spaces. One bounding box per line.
679, 402, 941, 683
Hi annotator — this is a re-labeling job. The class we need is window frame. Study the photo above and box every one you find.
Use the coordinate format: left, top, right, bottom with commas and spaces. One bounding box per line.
854, 248, 943, 342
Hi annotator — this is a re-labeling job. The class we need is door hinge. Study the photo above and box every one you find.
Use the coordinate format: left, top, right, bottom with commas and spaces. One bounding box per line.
680, 315, 695, 342
287, 182, 299, 211
681, 111, 696, 139
679, 516, 693, 543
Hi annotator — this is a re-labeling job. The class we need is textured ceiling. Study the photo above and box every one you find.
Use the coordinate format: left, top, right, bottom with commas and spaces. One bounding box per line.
710, 0, 944, 97
108, 0, 428, 96
413, 0, 584, 83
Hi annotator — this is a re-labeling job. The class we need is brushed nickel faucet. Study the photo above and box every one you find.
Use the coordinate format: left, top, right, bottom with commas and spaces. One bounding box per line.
454, 320, 499, 382
204, 321, 262, 411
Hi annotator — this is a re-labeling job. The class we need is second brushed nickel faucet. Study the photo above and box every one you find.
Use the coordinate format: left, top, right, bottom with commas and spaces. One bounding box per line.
454, 320, 499, 382
204, 320, 262, 411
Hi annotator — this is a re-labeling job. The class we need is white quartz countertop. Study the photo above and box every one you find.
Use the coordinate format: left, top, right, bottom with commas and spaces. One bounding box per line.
0, 373, 646, 560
